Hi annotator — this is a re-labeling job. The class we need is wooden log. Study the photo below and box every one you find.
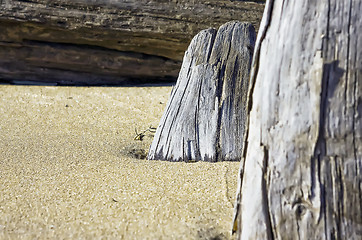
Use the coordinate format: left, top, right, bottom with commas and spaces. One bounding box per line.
148, 21, 256, 162
0, 0, 264, 85
233, 0, 362, 239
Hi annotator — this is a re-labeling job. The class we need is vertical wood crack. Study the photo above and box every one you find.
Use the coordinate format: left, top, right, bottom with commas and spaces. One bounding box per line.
194, 76, 203, 161
344, 0, 352, 118
261, 145, 275, 240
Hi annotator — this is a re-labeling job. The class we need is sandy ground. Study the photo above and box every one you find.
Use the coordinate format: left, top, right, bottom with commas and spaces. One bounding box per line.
0, 85, 240, 239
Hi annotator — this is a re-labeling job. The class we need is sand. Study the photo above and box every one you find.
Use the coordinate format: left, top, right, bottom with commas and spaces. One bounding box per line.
0, 85, 240, 239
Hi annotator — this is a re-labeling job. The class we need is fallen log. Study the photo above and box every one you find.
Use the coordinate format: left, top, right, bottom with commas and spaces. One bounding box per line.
0, 0, 264, 85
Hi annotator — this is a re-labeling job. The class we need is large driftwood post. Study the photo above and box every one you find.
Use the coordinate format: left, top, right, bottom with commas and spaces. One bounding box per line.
233, 0, 362, 239
148, 21, 256, 162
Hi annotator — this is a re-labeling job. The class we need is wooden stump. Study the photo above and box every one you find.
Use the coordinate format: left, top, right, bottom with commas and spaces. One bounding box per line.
148, 21, 256, 162
233, 0, 362, 239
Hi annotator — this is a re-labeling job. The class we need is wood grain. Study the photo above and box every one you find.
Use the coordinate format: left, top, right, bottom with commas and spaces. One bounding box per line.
0, 0, 264, 85
148, 21, 256, 162
234, 0, 362, 239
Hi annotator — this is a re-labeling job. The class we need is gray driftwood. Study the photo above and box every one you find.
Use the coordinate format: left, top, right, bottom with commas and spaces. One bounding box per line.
233, 0, 362, 239
148, 21, 256, 162
0, 0, 264, 85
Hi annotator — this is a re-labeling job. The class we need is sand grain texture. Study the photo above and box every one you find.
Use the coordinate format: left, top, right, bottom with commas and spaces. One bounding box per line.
0, 85, 239, 239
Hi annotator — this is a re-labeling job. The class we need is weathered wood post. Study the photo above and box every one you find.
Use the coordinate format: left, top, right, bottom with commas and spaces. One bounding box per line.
233, 0, 362, 239
148, 21, 256, 162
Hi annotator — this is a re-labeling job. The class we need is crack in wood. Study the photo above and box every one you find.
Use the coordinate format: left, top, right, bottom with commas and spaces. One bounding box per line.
261, 145, 275, 240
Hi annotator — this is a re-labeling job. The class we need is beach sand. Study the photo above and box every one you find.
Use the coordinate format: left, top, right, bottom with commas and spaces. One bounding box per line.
0, 85, 240, 239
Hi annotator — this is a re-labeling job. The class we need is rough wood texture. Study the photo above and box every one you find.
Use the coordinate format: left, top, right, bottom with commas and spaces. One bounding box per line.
0, 0, 264, 85
148, 21, 256, 162
233, 0, 362, 239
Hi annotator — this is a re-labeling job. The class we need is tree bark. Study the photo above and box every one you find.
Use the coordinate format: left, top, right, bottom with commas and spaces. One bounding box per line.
148, 21, 256, 162
0, 0, 264, 85
233, 0, 362, 239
